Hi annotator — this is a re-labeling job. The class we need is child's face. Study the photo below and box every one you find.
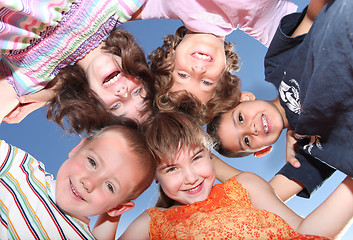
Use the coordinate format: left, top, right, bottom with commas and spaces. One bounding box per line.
156, 146, 216, 205
217, 100, 284, 154
171, 32, 226, 103
86, 52, 149, 123
56, 132, 143, 223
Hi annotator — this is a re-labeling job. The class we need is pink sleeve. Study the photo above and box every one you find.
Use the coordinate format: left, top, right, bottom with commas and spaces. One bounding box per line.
141, 0, 298, 47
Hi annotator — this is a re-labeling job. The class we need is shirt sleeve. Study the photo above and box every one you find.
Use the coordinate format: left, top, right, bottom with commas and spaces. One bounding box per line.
265, 8, 307, 84
0, 140, 16, 177
277, 152, 335, 198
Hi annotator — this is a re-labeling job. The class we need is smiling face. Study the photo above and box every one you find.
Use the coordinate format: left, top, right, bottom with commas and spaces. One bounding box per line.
85, 50, 149, 123
55, 131, 144, 223
217, 99, 284, 154
171, 32, 226, 103
156, 146, 216, 205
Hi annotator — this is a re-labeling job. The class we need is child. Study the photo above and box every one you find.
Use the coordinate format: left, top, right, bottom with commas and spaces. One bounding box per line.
0, 122, 156, 239
117, 111, 353, 239
134, 0, 297, 124
0, 0, 156, 133
207, 0, 352, 201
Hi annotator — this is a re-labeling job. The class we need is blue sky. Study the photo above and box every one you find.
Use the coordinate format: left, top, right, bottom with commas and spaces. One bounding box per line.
1, 0, 352, 238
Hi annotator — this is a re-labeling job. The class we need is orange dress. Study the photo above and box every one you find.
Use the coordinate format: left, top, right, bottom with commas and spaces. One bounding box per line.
147, 176, 330, 240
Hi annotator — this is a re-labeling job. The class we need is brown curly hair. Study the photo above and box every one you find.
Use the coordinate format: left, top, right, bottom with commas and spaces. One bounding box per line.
148, 26, 241, 125
47, 29, 156, 134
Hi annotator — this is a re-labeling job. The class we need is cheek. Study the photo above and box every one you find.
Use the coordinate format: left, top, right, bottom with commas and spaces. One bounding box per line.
159, 175, 182, 195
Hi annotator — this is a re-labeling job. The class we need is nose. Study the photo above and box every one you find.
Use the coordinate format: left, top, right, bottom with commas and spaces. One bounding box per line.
115, 85, 128, 98
249, 122, 258, 136
81, 177, 95, 193
192, 64, 206, 74
183, 167, 199, 185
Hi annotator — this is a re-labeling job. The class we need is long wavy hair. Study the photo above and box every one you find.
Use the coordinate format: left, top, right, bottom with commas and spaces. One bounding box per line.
47, 29, 156, 134
149, 26, 241, 125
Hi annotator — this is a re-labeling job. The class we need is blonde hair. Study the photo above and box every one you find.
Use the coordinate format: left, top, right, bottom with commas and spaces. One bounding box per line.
88, 122, 156, 201
143, 111, 212, 208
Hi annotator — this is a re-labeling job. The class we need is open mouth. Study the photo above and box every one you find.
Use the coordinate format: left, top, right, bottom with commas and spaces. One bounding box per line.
70, 181, 85, 201
183, 181, 203, 194
192, 52, 212, 62
261, 114, 269, 134
103, 71, 123, 87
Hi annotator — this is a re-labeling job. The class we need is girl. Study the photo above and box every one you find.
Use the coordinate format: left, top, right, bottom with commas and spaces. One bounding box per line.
0, 0, 155, 133
118, 111, 353, 239
136, 0, 297, 124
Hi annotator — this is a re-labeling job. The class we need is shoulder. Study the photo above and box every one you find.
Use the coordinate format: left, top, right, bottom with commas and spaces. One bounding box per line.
119, 211, 151, 240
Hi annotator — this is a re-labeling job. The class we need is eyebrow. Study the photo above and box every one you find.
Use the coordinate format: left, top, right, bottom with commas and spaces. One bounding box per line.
158, 148, 205, 170
231, 110, 244, 151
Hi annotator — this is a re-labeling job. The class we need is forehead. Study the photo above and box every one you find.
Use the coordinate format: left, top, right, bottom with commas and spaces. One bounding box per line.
217, 109, 243, 153
86, 131, 136, 163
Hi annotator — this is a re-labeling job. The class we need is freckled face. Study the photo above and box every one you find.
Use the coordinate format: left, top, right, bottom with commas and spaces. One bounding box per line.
85, 51, 149, 123
156, 146, 216, 205
55, 132, 144, 223
217, 100, 284, 154
171, 32, 226, 103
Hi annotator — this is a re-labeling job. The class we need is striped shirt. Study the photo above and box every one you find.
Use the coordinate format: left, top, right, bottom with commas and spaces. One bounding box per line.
0, 0, 145, 96
0, 140, 94, 239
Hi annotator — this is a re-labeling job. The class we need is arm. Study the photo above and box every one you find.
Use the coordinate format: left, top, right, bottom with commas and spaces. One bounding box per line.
269, 174, 304, 202
211, 153, 242, 183
3, 86, 54, 124
297, 176, 353, 238
237, 172, 353, 238
0, 78, 19, 124
118, 211, 151, 240
92, 213, 120, 240
291, 0, 329, 37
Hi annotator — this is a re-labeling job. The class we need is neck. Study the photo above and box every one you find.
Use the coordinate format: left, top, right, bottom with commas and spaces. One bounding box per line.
271, 97, 289, 129
76, 43, 103, 72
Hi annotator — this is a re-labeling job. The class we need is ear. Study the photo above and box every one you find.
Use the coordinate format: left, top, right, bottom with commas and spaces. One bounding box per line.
239, 91, 256, 102
254, 146, 273, 158
69, 138, 87, 158
106, 201, 135, 217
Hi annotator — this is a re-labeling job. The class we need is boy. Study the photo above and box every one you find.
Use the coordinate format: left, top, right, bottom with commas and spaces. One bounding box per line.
208, 0, 352, 201
0, 124, 155, 239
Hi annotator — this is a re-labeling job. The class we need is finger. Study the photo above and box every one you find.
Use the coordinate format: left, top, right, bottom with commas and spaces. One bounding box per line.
288, 156, 301, 168
3, 108, 21, 124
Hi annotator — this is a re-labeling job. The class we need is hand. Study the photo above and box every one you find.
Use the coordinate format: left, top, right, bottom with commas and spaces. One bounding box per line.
3, 88, 54, 124
286, 129, 300, 168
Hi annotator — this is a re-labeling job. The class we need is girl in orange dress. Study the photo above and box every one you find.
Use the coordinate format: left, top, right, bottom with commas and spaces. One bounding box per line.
118, 112, 353, 240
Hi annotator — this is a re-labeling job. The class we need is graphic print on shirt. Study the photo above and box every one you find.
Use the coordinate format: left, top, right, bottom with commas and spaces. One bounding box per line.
278, 72, 301, 114
278, 72, 323, 155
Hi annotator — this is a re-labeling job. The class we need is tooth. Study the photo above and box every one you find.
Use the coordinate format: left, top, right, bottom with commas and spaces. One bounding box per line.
262, 115, 269, 133
103, 73, 121, 86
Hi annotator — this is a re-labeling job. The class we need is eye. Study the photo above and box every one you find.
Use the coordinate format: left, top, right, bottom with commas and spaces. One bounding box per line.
178, 72, 189, 79
166, 167, 177, 173
132, 88, 142, 95
201, 80, 212, 86
106, 182, 115, 193
243, 136, 250, 147
238, 113, 244, 123
192, 155, 202, 162
88, 157, 97, 169
111, 102, 121, 110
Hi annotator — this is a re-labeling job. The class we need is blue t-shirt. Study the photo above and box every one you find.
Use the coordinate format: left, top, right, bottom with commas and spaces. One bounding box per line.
265, 0, 353, 198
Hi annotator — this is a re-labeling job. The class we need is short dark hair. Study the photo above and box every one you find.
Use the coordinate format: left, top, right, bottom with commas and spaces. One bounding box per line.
207, 114, 253, 158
